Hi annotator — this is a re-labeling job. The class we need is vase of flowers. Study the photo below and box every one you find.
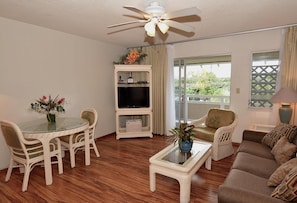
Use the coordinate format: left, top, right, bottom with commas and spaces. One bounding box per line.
169, 123, 195, 153
114, 48, 147, 65
46, 113, 56, 122
31, 95, 65, 123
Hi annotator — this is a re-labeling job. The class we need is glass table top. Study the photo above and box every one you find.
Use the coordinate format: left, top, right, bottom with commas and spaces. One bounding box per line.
158, 141, 211, 166
18, 117, 88, 133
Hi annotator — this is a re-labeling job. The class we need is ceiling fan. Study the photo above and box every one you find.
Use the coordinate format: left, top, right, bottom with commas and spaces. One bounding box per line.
107, 2, 201, 37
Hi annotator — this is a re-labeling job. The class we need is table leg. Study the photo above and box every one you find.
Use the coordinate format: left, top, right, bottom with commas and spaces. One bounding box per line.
178, 176, 191, 203
40, 139, 53, 185
149, 165, 156, 192
205, 155, 212, 170
84, 128, 90, 165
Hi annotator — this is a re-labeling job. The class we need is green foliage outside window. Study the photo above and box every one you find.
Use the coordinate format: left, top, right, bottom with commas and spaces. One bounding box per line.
174, 70, 230, 102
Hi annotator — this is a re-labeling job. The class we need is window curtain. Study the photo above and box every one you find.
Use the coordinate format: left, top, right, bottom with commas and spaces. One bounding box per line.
281, 26, 297, 88
165, 45, 176, 134
134, 45, 175, 135
280, 26, 297, 124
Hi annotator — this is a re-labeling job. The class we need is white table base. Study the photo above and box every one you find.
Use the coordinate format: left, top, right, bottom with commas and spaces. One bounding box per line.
149, 148, 211, 203
20, 118, 90, 185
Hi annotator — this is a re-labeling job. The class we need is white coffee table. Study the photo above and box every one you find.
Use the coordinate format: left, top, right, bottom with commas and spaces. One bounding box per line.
149, 140, 212, 203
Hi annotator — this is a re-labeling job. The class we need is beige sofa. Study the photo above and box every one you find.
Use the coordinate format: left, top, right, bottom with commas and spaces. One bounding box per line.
218, 125, 297, 203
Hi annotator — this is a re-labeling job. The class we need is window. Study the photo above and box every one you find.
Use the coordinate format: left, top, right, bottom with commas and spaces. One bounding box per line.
249, 51, 279, 108
174, 56, 231, 124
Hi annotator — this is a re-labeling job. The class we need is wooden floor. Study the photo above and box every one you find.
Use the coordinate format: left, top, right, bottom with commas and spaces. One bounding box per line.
0, 134, 237, 203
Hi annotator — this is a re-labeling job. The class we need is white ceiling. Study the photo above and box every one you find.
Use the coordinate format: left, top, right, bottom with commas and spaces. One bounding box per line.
0, 0, 296, 48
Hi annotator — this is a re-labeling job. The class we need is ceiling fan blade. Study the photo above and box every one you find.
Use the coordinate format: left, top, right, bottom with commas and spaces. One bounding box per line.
123, 14, 145, 20
107, 20, 147, 28
164, 7, 201, 19
124, 6, 151, 19
165, 20, 194, 33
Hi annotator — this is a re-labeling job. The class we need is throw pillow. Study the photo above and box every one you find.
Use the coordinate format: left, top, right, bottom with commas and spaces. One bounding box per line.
268, 158, 297, 186
271, 166, 297, 202
271, 136, 297, 165
262, 123, 297, 148
205, 109, 235, 129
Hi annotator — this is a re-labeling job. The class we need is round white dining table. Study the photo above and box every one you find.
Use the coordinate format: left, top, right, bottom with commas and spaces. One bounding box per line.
18, 117, 90, 185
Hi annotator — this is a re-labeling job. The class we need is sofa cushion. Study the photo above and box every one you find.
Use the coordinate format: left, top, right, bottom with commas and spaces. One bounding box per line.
232, 152, 279, 179
271, 136, 297, 165
237, 140, 274, 160
271, 166, 297, 202
218, 169, 283, 203
261, 123, 297, 149
205, 108, 235, 129
218, 186, 284, 203
268, 158, 297, 187
192, 126, 216, 142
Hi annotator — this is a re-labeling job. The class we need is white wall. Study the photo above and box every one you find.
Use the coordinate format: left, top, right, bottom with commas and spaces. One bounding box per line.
0, 17, 126, 170
0, 16, 284, 170
174, 29, 282, 143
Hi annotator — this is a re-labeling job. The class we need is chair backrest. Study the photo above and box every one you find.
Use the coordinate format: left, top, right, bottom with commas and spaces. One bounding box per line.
80, 108, 98, 138
0, 120, 28, 158
205, 108, 235, 129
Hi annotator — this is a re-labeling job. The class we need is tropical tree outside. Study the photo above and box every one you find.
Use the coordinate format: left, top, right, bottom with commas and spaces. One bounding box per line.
174, 63, 231, 103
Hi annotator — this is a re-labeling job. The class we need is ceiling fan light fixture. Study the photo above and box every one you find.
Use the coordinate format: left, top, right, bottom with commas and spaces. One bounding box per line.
108, 3, 201, 37
157, 22, 169, 34
144, 21, 156, 37
145, 2, 165, 16
146, 28, 156, 37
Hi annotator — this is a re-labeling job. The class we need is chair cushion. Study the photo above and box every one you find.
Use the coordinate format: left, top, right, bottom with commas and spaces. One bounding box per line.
60, 133, 85, 144
192, 126, 216, 142
81, 111, 95, 126
205, 109, 235, 129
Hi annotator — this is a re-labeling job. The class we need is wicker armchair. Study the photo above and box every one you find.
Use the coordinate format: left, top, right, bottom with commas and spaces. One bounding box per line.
189, 108, 238, 161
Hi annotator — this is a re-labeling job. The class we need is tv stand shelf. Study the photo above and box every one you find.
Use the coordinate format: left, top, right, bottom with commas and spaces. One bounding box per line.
117, 81, 149, 85
116, 110, 152, 139
117, 83, 149, 87
114, 65, 153, 139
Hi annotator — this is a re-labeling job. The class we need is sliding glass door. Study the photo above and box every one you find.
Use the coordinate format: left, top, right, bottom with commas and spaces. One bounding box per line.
174, 56, 231, 126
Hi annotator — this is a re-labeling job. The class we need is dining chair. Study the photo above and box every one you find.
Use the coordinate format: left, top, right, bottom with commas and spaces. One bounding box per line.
0, 120, 63, 192
60, 108, 100, 168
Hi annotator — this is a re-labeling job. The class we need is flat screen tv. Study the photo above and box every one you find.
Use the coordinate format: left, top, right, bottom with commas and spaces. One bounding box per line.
118, 87, 150, 108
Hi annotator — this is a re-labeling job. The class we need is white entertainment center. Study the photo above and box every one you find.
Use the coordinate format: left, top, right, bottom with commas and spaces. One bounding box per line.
114, 65, 153, 139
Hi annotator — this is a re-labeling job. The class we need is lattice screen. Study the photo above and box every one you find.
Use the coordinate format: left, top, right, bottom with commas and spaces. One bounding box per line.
250, 65, 278, 107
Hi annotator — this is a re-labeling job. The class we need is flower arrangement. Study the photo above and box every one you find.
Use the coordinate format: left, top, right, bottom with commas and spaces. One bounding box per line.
31, 95, 65, 115
114, 48, 147, 65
